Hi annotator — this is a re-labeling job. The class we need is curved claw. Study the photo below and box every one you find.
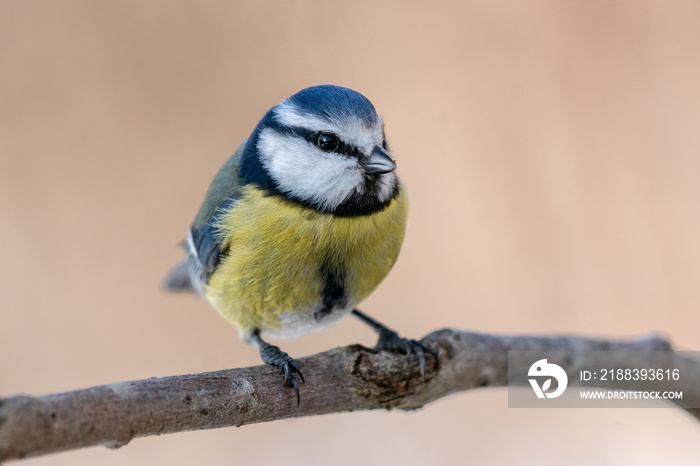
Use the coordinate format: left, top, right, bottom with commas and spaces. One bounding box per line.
282, 362, 291, 385
376, 329, 435, 380
289, 374, 300, 406
288, 359, 305, 384
257, 341, 305, 405
351, 310, 436, 379
280, 359, 304, 406
411, 340, 427, 379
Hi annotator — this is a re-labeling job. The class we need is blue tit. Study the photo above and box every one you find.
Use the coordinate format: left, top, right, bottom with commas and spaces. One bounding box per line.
166, 85, 428, 403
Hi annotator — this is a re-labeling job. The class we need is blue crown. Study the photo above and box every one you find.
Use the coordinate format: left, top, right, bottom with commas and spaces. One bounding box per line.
286, 85, 378, 126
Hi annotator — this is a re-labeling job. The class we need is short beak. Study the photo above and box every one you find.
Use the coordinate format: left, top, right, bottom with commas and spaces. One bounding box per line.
362, 146, 397, 175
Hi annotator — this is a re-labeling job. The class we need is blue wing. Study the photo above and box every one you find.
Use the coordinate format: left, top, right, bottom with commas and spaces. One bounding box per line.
187, 195, 238, 281
165, 144, 246, 293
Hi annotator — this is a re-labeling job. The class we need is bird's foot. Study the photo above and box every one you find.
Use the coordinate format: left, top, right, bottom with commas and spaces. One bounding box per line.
352, 309, 434, 379
251, 330, 305, 405
375, 328, 432, 379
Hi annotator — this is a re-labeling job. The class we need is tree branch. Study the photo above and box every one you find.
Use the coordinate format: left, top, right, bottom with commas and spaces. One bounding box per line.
1, 329, 698, 461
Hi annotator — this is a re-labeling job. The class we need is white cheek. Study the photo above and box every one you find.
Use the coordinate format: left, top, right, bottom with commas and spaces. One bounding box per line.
375, 172, 396, 203
258, 129, 364, 210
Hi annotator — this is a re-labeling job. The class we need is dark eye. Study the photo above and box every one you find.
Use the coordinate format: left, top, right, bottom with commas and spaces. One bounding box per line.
316, 132, 340, 152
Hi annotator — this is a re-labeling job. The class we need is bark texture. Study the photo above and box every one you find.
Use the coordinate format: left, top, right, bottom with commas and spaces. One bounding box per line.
1, 329, 697, 461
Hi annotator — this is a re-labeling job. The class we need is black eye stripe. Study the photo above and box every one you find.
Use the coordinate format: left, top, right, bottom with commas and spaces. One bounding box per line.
270, 123, 362, 158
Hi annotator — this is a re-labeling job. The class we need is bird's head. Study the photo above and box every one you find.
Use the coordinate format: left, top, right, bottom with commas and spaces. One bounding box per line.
240, 85, 399, 216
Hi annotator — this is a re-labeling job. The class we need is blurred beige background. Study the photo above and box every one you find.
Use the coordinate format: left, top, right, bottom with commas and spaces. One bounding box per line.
2, 1, 700, 464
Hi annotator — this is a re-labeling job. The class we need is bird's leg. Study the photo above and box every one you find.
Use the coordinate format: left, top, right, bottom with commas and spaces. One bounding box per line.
351, 309, 433, 379
248, 329, 305, 405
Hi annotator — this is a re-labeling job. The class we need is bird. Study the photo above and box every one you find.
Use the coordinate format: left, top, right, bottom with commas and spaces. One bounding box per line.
165, 85, 429, 404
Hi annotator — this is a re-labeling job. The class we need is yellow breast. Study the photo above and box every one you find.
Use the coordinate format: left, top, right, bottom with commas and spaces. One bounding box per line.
205, 183, 408, 336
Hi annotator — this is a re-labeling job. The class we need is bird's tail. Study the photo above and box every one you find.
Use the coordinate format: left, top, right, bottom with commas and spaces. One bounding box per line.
163, 260, 196, 293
